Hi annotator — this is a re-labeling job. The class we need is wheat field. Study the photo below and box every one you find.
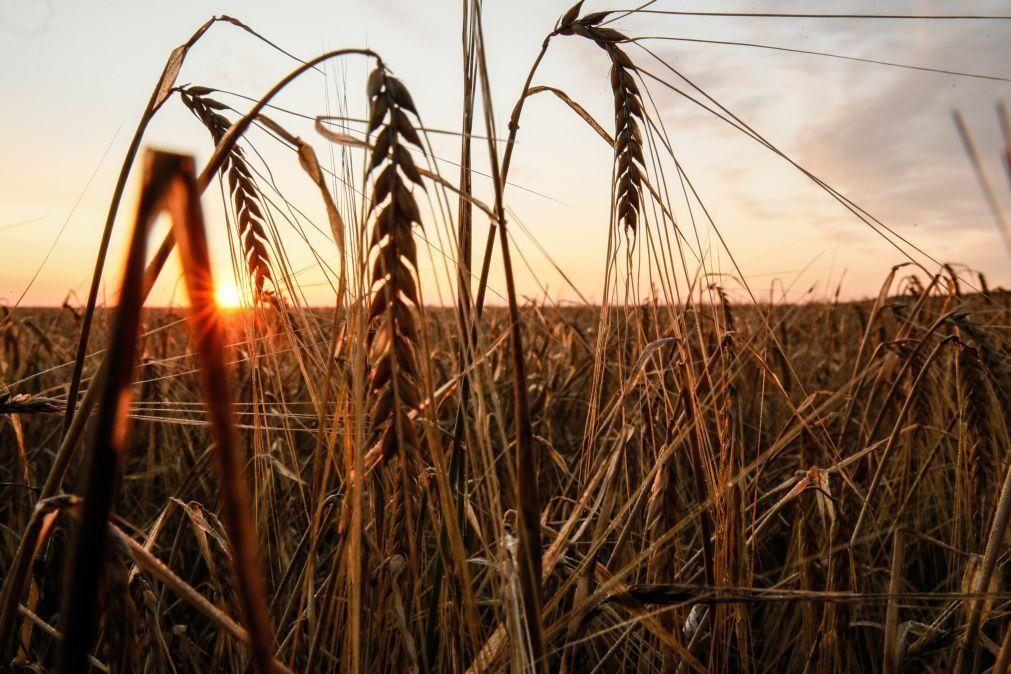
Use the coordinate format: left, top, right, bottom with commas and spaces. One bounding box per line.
2, 3, 1011, 673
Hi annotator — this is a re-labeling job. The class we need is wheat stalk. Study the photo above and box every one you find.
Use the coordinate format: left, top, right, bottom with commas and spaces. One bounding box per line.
59, 151, 279, 674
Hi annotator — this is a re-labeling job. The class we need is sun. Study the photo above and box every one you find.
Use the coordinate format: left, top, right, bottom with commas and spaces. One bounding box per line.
214, 281, 243, 309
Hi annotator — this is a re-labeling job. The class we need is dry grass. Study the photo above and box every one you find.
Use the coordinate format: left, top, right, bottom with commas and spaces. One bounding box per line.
2, 2, 1011, 673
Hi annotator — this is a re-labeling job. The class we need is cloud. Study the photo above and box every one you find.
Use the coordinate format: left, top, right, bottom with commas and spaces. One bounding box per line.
614, 11, 1011, 293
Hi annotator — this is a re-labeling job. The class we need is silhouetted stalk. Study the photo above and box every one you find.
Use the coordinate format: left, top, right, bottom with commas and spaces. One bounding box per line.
473, 8, 545, 670
58, 150, 169, 674
61, 18, 221, 441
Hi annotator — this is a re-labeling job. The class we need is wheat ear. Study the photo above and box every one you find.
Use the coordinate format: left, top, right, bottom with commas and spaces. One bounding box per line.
364, 66, 426, 465
559, 7, 645, 234
181, 87, 274, 296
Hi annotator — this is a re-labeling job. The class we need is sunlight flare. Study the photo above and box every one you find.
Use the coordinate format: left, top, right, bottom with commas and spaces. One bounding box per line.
214, 280, 242, 309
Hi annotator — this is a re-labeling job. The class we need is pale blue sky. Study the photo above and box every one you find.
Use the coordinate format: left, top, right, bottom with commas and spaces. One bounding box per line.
1, 0, 1010, 305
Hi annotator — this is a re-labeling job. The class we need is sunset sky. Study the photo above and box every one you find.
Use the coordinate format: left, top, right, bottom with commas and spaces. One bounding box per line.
1, 0, 1009, 306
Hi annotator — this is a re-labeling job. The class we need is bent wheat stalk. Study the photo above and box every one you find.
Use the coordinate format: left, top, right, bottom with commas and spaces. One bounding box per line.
61, 17, 223, 440
60, 151, 278, 674
57, 147, 157, 674
106, 522, 294, 674
61, 14, 300, 436
0, 49, 383, 652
